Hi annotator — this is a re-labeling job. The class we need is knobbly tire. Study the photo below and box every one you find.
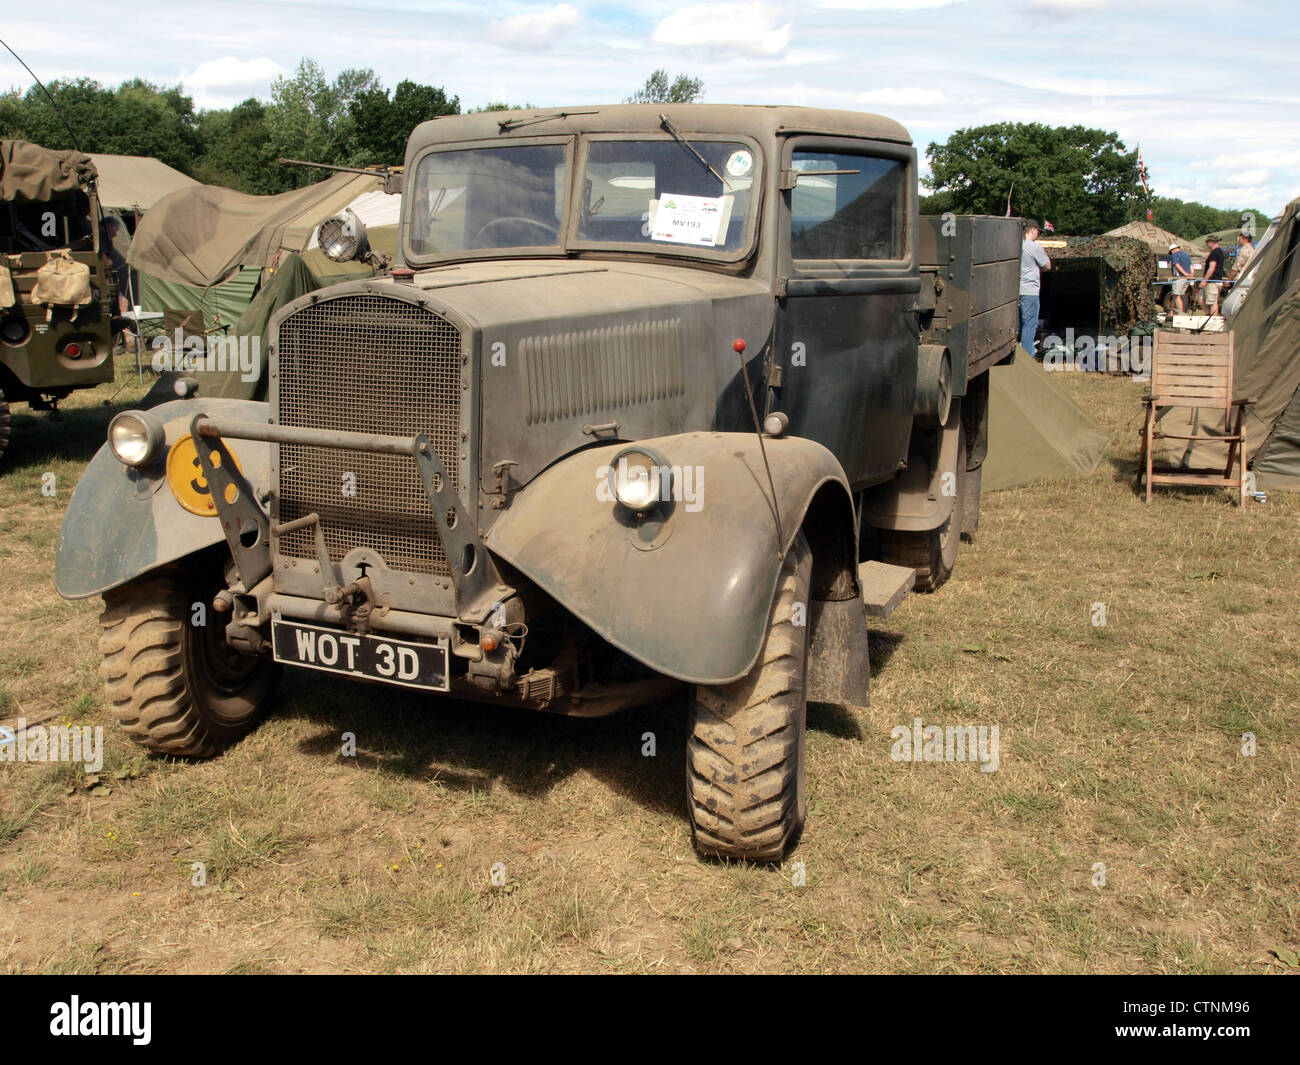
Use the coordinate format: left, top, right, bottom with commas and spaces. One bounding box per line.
0, 385, 11, 462
687, 530, 812, 862
99, 563, 280, 757
877, 430, 967, 592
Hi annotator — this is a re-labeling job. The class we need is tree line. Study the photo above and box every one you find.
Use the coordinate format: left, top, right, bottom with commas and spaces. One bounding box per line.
918, 121, 1272, 240
0, 62, 1268, 241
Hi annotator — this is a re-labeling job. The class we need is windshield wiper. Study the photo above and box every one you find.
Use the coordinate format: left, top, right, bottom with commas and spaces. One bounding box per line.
658, 113, 730, 191
498, 109, 599, 132
429, 186, 447, 220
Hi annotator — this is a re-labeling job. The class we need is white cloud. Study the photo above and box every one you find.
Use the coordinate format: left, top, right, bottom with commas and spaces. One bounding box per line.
179, 56, 284, 108
1026, 0, 1112, 11
858, 87, 944, 108
653, 3, 793, 57
492, 3, 581, 50
1211, 148, 1300, 171
814, 0, 964, 8
181, 56, 283, 89
1222, 168, 1271, 187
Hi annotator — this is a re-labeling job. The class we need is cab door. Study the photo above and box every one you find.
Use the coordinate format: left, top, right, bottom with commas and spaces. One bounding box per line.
769, 137, 919, 489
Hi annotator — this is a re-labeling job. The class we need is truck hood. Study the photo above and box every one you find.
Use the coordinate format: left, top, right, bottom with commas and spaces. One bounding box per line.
390, 260, 775, 494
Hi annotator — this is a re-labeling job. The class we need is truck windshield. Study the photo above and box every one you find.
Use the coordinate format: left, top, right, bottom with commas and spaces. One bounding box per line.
408, 143, 568, 256
576, 139, 756, 253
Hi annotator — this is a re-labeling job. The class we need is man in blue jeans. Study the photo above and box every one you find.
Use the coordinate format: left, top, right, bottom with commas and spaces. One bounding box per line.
1019, 219, 1051, 356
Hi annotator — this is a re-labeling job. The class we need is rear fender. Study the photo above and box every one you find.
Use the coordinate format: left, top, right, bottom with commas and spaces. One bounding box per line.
55, 398, 271, 600
485, 431, 866, 693
860, 401, 963, 533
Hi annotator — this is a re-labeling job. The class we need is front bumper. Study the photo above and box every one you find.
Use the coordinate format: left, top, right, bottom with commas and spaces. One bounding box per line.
188, 411, 506, 625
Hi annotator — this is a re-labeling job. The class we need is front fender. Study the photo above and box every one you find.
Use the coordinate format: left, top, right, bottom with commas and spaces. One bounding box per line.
54, 398, 271, 600
485, 432, 857, 685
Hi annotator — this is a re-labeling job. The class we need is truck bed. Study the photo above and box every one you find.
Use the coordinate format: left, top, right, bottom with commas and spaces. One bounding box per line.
918, 215, 1021, 383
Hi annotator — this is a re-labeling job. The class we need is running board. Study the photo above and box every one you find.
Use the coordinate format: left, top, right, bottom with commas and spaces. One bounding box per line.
858, 561, 915, 619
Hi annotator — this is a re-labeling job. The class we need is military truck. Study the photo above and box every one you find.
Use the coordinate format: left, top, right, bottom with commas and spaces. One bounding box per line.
55, 106, 1019, 861
1, 140, 116, 461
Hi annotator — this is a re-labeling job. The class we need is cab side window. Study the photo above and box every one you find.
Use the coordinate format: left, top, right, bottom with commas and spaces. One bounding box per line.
790, 152, 906, 263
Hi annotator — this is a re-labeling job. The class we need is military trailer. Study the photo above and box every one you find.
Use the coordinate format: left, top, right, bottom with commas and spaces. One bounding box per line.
1, 140, 116, 460
56, 106, 1018, 861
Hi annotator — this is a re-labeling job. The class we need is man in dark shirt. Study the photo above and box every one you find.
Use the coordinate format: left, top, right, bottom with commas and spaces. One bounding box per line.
1200, 235, 1225, 315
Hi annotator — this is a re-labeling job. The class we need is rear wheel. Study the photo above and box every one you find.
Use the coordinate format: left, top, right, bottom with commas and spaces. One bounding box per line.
687, 531, 812, 862
877, 429, 967, 592
99, 562, 279, 757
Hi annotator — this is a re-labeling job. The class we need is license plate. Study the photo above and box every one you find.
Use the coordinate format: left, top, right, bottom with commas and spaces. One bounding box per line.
271, 619, 450, 692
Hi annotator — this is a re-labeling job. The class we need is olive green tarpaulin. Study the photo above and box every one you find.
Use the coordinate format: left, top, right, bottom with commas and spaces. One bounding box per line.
1, 139, 97, 201
142, 251, 381, 406
127, 171, 384, 288
1178, 196, 1300, 489
982, 349, 1110, 491
138, 267, 262, 335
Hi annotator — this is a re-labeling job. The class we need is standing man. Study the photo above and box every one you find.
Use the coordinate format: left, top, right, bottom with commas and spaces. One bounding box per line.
1231, 231, 1256, 282
1168, 241, 1193, 313
1020, 219, 1051, 356
1200, 235, 1225, 315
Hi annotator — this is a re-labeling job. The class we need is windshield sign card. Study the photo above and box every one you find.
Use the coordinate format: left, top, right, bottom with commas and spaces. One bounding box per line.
650, 194, 734, 246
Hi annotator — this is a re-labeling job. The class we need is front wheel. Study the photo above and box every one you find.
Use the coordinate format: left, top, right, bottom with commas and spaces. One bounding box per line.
686, 531, 812, 862
98, 562, 280, 757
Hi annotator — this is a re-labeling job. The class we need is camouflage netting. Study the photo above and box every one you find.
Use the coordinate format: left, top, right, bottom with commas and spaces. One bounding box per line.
1051, 235, 1157, 333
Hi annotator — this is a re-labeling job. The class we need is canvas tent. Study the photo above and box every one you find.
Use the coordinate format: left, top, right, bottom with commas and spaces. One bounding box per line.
142, 248, 383, 406
1178, 195, 1300, 488
1105, 220, 1207, 260
129, 170, 385, 288
982, 349, 1109, 490
127, 171, 393, 333
86, 153, 198, 214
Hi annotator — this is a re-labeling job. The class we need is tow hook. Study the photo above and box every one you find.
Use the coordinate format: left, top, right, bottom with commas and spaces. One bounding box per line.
340, 576, 376, 635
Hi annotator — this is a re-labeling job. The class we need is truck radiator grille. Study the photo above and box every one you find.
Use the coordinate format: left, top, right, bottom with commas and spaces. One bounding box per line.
275, 294, 462, 576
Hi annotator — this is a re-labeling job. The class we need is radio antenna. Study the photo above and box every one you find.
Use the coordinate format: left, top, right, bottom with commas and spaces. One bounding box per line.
0, 37, 84, 152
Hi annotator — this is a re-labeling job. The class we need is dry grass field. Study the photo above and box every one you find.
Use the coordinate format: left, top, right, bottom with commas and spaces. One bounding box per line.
2, 354, 1297, 973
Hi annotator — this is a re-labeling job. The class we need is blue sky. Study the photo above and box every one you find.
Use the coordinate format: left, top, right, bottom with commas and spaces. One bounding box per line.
3, 0, 1297, 215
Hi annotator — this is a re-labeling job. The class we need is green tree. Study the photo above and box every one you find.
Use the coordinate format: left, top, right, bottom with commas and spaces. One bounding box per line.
193, 98, 286, 193
1136, 196, 1275, 241
266, 59, 379, 185
924, 122, 1142, 234
626, 69, 704, 104
348, 80, 459, 165
0, 78, 199, 173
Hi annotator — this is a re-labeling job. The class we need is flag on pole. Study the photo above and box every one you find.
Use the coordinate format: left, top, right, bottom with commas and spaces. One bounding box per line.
1146, 207, 1154, 221
1043, 219, 1055, 232
1138, 148, 1150, 197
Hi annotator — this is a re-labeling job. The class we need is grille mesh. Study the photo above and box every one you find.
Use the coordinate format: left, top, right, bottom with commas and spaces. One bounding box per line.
276, 294, 461, 575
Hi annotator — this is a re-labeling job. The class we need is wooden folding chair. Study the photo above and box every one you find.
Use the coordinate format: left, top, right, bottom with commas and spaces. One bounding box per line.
1139, 330, 1253, 505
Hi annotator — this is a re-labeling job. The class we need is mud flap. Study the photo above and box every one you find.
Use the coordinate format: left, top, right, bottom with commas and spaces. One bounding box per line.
806, 597, 871, 707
